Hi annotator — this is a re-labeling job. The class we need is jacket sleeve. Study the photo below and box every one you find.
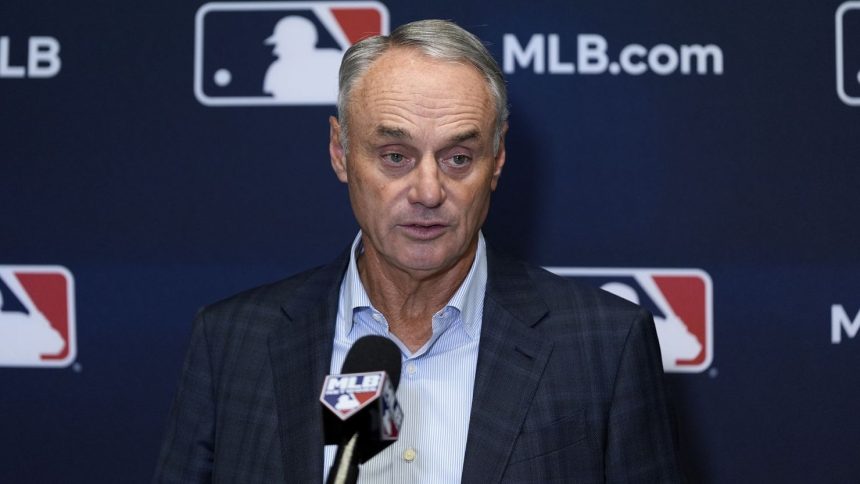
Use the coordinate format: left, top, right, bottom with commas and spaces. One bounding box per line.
153, 311, 216, 483
605, 310, 684, 483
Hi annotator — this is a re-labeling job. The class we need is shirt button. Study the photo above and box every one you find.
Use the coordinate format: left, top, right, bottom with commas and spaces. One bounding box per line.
406, 363, 417, 376
372, 312, 382, 322
402, 447, 417, 462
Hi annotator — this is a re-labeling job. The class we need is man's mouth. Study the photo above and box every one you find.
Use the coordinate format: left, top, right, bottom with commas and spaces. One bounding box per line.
398, 223, 449, 239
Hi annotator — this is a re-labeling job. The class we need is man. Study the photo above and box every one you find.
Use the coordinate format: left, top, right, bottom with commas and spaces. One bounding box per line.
155, 19, 682, 483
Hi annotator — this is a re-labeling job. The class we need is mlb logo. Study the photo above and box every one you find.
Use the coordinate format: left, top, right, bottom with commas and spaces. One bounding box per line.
547, 267, 713, 373
0, 266, 76, 368
194, 1, 390, 106
320, 371, 385, 420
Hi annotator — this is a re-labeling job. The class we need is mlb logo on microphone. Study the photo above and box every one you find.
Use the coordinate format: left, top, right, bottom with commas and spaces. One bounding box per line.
0, 266, 76, 368
321, 371, 385, 420
194, 1, 390, 106
547, 267, 713, 373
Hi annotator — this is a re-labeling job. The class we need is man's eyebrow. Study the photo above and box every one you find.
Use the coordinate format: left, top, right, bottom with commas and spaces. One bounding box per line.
375, 125, 412, 140
449, 129, 481, 144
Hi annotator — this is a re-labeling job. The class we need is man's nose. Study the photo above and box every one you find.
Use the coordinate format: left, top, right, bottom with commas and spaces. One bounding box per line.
407, 157, 446, 208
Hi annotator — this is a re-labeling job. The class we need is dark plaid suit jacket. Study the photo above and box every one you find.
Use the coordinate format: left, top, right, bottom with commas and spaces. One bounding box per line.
154, 247, 683, 483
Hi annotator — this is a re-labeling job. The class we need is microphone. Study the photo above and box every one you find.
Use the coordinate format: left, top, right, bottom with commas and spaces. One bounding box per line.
321, 335, 403, 484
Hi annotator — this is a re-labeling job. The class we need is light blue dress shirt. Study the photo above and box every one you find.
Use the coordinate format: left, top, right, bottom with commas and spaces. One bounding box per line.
323, 231, 487, 483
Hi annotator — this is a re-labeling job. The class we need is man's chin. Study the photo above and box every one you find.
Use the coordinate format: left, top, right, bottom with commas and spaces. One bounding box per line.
388, 246, 475, 277
393, 257, 451, 275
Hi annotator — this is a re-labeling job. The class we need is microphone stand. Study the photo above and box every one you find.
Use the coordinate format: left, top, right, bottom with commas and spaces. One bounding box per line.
326, 432, 359, 484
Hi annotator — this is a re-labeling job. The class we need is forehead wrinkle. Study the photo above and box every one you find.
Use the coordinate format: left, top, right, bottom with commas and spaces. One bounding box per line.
370, 94, 491, 125
362, 92, 490, 120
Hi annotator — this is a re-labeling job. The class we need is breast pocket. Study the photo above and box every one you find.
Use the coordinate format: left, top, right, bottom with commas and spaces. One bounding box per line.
503, 410, 603, 483
508, 411, 588, 465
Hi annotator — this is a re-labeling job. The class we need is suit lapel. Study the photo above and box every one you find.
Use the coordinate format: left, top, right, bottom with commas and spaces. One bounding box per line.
268, 253, 349, 483
461, 249, 555, 483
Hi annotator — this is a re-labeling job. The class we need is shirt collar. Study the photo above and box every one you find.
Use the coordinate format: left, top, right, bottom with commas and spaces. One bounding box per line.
339, 231, 487, 340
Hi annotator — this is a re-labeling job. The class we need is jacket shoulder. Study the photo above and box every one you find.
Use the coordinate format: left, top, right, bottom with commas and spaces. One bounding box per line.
523, 262, 644, 319
201, 265, 321, 320
193, 256, 345, 345
487, 246, 646, 325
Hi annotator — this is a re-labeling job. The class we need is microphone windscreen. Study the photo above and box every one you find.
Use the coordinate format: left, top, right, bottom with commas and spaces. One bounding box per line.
341, 335, 402, 390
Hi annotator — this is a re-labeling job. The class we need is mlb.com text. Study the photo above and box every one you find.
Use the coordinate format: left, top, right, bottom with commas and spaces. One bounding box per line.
503, 33, 724, 75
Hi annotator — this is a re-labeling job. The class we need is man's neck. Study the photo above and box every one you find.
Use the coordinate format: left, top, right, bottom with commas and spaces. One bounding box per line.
357, 242, 477, 352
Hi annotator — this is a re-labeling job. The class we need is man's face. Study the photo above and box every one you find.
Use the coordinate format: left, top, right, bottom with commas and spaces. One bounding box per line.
329, 48, 506, 278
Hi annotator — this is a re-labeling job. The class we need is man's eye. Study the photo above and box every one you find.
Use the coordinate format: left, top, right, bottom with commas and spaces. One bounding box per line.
450, 154, 471, 166
383, 153, 405, 164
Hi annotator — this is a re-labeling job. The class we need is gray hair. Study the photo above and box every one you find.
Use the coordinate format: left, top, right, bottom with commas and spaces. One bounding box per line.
336, 19, 509, 155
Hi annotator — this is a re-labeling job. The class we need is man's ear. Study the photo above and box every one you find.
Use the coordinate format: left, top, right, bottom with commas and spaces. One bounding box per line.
490, 121, 508, 191
329, 116, 348, 183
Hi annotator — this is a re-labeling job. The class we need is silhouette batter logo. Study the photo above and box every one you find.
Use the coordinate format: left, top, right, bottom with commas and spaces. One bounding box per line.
547, 267, 713, 373
194, 1, 389, 106
0, 266, 76, 368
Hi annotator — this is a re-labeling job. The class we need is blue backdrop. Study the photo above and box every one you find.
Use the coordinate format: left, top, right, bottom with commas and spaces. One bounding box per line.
2, 0, 859, 482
